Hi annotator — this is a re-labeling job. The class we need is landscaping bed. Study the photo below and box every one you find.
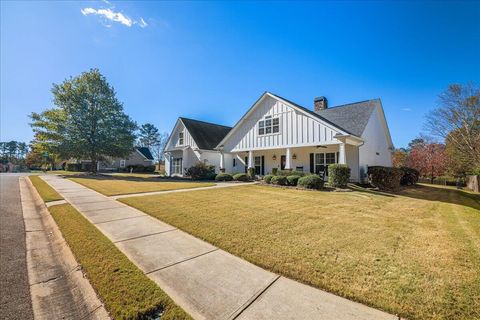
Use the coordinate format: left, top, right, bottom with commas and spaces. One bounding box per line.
121, 184, 480, 320
48, 204, 190, 320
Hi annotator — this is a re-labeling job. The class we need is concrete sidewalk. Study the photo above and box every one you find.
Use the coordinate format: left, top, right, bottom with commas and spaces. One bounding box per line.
41, 174, 398, 320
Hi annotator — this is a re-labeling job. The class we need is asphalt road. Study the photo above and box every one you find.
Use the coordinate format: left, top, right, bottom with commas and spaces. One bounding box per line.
0, 173, 34, 320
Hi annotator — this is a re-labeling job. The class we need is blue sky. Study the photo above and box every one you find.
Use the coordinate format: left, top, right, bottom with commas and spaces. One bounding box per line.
1, 1, 479, 148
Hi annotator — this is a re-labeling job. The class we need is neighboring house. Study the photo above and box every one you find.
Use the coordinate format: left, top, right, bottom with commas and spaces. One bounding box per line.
69, 147, 154, 171
163, 118, 232, 176
165, 92, 393, 182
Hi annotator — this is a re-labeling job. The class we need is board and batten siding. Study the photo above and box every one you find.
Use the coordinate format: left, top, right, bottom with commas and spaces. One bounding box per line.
223, 96, 342, 152
165, 120, 198, 150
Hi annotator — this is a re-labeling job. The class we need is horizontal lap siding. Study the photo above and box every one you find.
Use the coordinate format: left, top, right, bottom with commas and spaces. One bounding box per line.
224, 96, 341, 152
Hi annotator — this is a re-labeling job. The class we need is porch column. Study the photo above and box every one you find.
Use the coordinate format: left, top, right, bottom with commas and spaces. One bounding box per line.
219, 152, 225, 172
285, 147, 292, 169
248, 150, 254, 168
339, 143, 346, 164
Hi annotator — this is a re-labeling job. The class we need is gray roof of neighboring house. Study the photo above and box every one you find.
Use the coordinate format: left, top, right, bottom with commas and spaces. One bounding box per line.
136, 147, 154, 160
269, 92, 377, 137
180, 117, 232, 150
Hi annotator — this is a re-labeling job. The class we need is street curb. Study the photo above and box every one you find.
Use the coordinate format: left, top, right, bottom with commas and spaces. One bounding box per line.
22, 176, 110, 320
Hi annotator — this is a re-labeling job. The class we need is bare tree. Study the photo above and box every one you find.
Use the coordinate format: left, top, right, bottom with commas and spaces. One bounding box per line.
151, 132, 169, 167
425, 83, 480, 168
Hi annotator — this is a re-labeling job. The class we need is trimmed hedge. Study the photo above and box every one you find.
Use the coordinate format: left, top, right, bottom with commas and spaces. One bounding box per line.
247, 167, 256, 179
215, 173, 233, 181
400, 167, 419, 186
328, 164, 350, 188
264, 174, 274, 184
298, 175, 324, 189
271, 176, 288, 186
287, 175, 301, 186
272, 168, 278, 175
125, 164, 156, 173
184, 162, 215, 180
233, 173, 250, 182
277, 170, 305, 177
368, 166, 403, 191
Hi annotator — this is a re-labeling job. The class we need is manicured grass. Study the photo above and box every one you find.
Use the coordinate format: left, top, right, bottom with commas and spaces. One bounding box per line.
28, 175, 63, 202
68, 175, 215, 196
48, 204, 191, 320
121, 184, 480, 320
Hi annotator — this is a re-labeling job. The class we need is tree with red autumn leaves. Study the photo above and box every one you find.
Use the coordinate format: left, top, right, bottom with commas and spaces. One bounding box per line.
407, 141, 448, 183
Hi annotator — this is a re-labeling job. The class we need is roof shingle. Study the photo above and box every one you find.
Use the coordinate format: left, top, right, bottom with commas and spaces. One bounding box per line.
180, 117, 232, 150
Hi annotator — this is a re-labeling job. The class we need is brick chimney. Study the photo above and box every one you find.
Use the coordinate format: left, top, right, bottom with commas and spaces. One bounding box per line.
314, 96, 328, 112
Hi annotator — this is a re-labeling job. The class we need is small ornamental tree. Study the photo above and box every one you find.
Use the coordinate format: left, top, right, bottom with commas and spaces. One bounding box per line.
407, 141, 448, 183
30, 69, 137, 173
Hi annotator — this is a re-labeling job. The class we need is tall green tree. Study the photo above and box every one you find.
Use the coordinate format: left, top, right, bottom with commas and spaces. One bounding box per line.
30, 69, 137, 173
425, 83, 480, 171
138, 123, 160, 148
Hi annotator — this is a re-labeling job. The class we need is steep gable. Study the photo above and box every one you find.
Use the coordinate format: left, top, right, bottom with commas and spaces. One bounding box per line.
180, 118, 231, 150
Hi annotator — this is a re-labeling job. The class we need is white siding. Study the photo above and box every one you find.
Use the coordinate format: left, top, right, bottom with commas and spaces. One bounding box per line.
165, 120, 198, 151
223, 96, 343, 152
358, 107, 393, 181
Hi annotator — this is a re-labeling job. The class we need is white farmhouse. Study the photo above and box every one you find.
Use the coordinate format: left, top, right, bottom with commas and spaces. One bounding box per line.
164, 92, 393, 182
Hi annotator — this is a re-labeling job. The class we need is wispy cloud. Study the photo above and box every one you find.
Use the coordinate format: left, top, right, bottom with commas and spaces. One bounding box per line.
81, 1, 148, 28
402, 107, 412, 112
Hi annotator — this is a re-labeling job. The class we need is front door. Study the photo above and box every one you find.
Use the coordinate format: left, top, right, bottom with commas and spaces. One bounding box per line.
280, 155, 286, 170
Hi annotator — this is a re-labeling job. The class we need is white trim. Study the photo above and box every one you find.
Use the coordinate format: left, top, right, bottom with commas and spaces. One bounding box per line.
216, 92, 352, 150
374, 101, 394, 150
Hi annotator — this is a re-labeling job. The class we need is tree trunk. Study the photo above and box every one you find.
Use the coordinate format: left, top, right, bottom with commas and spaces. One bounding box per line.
431, 165, 434, 184
91, 157, 97, 174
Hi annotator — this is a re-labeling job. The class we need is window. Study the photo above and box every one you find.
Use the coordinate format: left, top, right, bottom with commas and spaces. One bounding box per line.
258, 115, 279, 135
314, 152, 337, 176
233, 158, 236, 167
178, 132, 184, 145
119, 159, 126, 168
172, 158, 183, 175
254, 156, 262, 174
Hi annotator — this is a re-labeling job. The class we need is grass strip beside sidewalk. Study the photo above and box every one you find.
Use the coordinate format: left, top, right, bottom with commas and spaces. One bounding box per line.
48, 204, 190, 320
29, 175, 63, 202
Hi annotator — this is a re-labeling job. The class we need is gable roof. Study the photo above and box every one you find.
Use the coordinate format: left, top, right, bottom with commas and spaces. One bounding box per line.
136, 147, 154, 160
316, 100, 378, 137
268, 92, 357, 136
180, 117, 232, 150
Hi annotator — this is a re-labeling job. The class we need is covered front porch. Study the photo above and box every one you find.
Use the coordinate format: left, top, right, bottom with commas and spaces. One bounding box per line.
221, 138, 362, 182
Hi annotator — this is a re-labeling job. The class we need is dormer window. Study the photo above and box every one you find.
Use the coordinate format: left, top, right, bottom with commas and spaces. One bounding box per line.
258, 115, 279, 135
178, 131, 184, 145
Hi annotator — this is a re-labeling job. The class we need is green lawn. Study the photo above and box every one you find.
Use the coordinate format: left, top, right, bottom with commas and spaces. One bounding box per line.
29, 175, 63, 202
121, 184, 480, 320
48, 204, 191, 320
68, 175, 215, 196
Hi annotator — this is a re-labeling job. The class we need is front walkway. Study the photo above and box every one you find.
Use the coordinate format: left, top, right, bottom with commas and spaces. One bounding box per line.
40, 174, 397, 320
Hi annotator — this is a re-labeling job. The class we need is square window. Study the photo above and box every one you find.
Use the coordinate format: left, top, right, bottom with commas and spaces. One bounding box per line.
273, 125, 279, 133
259, 128, 265, 135
266, 126, 272, 134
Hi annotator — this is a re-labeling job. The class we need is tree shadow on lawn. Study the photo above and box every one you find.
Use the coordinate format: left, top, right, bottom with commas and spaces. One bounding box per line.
65, 173, 211, 184
352, 183, 480, 211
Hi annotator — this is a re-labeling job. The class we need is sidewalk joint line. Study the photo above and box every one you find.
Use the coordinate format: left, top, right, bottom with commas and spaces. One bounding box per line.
94, 214, 147, 225
145, 248, 219, 275
81, 205, 127, 213
230, 275, 281, 320
113, 228, 177, 243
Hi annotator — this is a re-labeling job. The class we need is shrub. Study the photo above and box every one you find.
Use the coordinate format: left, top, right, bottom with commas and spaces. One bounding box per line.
298, 175, 324, 189
144, 165, 156, 173
184, 161, 215, 180
126, 164, 157, 173
272, 168, 278, 175
400, 167, 419, 186
277, 170, 305, 177
247, 167, 256, 179
368, 166, 403, 191
286, 175, 301, 186
328, 164, 350, 188
215, 173, 233, 181
271, 176, 288, 186
66, 163, 81, 171
264, 174, 274, 184
233, 173, 250, 182
206, 172, 217, 180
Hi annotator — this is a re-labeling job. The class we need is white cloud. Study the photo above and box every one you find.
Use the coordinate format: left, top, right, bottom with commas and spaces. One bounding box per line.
402, 107, 412, 112
137, 17, 148, 28
81, 7, 133, 27
81, 2, 148, 29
